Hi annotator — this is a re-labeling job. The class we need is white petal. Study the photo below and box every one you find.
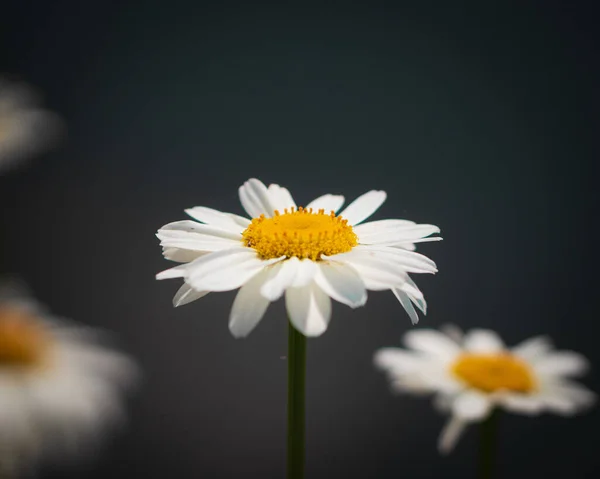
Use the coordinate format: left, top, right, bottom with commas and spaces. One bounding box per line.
291, 260, 318, 287
314, 262, 367, 308
355, 245, 438, 274
267, 183, 296, 212
534, 351, 590, 377
158, 231, 241, 252
438, 416, 467, 455
338, 190, 387, 226
173, 283, 209, 307
157, 220, 242, 241
439, 324, 463, 343
162, 247, 205, 263
403, 329, 462, 360
373, 348, 425, 373
544, 380, 597, 409
391, 287, 420, 324
305, 194, 345, 214
355, 222, 440, 245
184, 206, 249, 232
452, 390, 492, 421
498, 394, 544, 415
403, 276, 427, 314
463, 329, 505, 353
260, 258, 300, 301
185, 248, 282, 292
285, 282, 331, 337
511, 336, 553, 361
156, 263, 188, 280
329, 250, 407, 290
538, 392, 579, 415
238, 178, 276, 218
228, 268, 272, 338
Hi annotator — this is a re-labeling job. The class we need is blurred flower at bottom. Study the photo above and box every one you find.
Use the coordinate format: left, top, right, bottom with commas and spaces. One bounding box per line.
0, 282, 138, 476
374, 326, 596, 454
0, 77, 63, 174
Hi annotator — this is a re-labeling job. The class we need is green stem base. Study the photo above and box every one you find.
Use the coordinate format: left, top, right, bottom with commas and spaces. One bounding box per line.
287, 323, 307, 479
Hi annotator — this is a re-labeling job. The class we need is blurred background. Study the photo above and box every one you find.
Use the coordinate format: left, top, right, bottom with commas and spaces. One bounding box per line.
1, 1, 598, 477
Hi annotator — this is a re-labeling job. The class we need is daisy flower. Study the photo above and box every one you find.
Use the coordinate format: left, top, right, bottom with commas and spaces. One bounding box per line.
156, 178, 441, 337
0, 78, 62, 173
0, 284, 137, 474
374, 326, 596, 453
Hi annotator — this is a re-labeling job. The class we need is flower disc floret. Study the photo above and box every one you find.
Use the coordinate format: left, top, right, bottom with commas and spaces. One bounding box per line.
242, 207, 358, 260
452, 353, 535, 393
0, 306, 51, 370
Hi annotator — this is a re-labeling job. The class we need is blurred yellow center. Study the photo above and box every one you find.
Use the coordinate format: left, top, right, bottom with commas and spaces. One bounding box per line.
242, 207, 358, 260
452, 353, 535, 393
0, 306, 51, 370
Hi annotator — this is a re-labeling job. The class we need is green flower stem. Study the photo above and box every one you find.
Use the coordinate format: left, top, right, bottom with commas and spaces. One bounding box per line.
287, 322, 307, 479
478, 408, 499, 479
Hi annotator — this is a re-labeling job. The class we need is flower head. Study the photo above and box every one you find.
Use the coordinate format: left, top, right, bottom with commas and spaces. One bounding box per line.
0, 283, 137, 473
0, 78, 63, 173
156, 178, 441, 337
374, 326, 596, 454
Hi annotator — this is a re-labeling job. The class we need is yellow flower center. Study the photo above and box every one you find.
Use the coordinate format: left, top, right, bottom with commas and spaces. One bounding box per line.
452, 353, 536, 393
0, 306, 51, 370
242, 207, 358, 260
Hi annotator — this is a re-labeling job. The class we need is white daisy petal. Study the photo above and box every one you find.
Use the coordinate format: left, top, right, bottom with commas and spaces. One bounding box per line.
511, 336, 553, 361
228, 268, 272, 338
355, 222, 440, 245
403, 329, 462, 360
157, 220, 242, 241
438, 416, 467, 455
452, 390, 492, 421
498, 394, 544, 415
314, 262, 367, 308
356, 246, 438, 274
534, 351, 590, 377
305, 194, 345, 214
184, 206, 249, 232
538, 393, 579, 416
403, 276, 427, 314
373, 348, 426, 373
260, 258, 300, 301
463, 329, 505, 353
172, 283, 209, 307
156, 263, 189, 280
439, 324, 463, 343
391, 287, 420, 324
185, 248, 283, 292
547, 379, 597, 408
339, 190, 387, 226
267, 184, 296, 212
291, 260, 318, 287
286, 282, 331, 337
162, 247, 205, 263
329, 251, 408, 290
238, 178, 276, 218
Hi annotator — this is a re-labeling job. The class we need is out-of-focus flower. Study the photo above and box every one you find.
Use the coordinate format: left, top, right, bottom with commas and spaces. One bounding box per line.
374, 326, 596, 454
156, 178, 441, 337
0, 283, 137, 474
0, 78, 63, 173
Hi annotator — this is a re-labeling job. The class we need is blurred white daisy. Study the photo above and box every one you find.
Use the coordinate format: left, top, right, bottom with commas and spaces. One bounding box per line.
0, 78, 63, 173
374, 326, 596, 454
0, 284, 137, 475
156, 178, 441, 337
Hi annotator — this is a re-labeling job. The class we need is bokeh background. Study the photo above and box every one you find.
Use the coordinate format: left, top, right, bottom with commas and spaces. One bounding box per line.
1, 1, 599, 478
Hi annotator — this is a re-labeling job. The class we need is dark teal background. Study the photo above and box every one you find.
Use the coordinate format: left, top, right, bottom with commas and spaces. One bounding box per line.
1, 1, 599, 478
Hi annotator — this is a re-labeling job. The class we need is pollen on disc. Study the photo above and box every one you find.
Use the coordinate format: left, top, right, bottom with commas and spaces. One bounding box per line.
451, 353, 536, 393
242, 208, 358, 260
0, 307, 51, 369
